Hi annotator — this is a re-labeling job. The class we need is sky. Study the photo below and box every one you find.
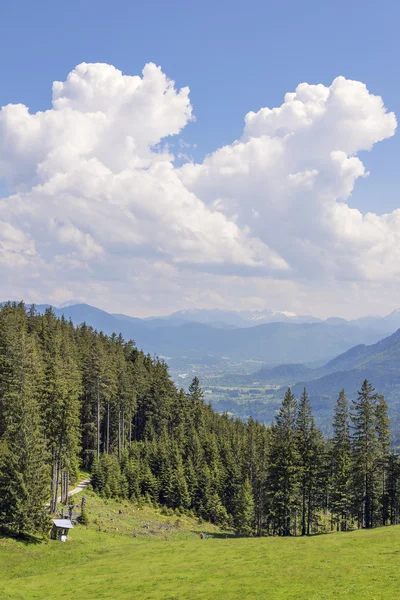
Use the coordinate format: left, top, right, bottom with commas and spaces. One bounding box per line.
0, 0, 400, 319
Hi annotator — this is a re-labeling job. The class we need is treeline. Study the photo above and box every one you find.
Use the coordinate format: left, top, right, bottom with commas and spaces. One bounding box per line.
0, 302, 400, 537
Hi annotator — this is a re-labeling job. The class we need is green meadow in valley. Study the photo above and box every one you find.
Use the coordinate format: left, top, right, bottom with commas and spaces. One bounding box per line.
1, 491, 400, 600
1, 525, 400, 599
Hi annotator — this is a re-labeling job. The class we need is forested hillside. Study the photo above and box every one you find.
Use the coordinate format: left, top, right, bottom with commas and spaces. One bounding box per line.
1, 302, 400, 539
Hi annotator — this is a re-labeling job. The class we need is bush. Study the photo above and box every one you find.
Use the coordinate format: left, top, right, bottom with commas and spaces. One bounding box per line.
79, 508, 90, 526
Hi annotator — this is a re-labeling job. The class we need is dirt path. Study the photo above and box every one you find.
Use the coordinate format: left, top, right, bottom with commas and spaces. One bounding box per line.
66, 478, 91, 499
47, 478, 91, 509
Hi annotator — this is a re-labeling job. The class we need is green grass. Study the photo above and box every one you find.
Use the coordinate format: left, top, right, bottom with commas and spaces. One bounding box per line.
1, 494, 400, 599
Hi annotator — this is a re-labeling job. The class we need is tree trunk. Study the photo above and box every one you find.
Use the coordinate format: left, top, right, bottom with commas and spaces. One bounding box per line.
307, 485, 312, 535
106, 402, 110, 454
51, 458, 57, 512
97, 379, 100, 460
118, 410, 121, 459
53, 458, 60, 515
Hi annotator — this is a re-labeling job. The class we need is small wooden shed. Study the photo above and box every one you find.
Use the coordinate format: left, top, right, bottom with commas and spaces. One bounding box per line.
51, 518, 74, 542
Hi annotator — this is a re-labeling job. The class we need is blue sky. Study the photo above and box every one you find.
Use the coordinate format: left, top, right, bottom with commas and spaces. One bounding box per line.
0, 0, 400, 318
1, 0, 399, 213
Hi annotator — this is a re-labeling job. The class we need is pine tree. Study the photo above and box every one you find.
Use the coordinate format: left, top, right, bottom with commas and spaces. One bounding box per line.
162, 444, 191, 509
189, 377, 205, 429
386, 453, 400, 525
331, 390, 352, 531
234, 477, 254, 536
205, 491, 229, 526
296, 389, 314, 535
0, 305, 50, 535
375, 394, 390, 525
38, 309, 81, 512
266, 388, 299, 536
251, 426, 270, 536
351, 380, 378, 528
188, 376, 203, 401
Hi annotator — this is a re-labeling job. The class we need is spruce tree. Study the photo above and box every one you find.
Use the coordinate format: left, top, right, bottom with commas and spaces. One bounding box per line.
375, 394, 390, 525
188, 376, 203, 401
0, 305, 50, 535
266, 388, 299, 536
386, 453, 400, 525
189, 377, 205, 429
234, 477, 254, 536
296, 388, 315, 535
38, 309, 81, 512
351, 380, 378, 528
163, 446, 191, 509
331, 390, 352, 531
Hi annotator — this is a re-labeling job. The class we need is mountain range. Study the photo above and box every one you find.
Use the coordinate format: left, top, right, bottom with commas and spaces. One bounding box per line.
15, 302, 400, 365
130, 306, 400, 334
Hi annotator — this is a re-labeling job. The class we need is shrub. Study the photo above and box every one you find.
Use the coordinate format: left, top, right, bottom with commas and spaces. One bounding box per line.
79, 508, 90, 526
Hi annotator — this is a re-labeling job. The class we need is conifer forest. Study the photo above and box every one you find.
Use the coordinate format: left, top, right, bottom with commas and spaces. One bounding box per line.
0, 302, 399, 538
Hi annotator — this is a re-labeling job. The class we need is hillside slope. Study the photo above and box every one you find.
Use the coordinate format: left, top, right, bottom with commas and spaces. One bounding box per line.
1, 507, 400, 599
323, 328, 400, 373
288, 329, 400, 435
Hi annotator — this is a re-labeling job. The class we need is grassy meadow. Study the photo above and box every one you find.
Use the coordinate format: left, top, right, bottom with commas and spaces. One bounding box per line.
1, 491, 400, 599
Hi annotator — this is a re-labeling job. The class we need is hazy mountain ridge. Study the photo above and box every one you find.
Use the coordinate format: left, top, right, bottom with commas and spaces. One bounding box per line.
162, 308, 321, 328
10, 302, 391, 365
146, 307, 400, 334
277, 328, 400, 437
245, 328, 400, 389
14, 301, 400, 333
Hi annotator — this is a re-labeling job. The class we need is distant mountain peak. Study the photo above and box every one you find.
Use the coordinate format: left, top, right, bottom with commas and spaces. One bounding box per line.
57, 299, 85, 308
273, 310, 297, 318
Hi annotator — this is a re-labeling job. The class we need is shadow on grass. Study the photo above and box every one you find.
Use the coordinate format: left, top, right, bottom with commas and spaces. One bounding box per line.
192, 530, 340, 540
191, 530, 237, 539
0, 526, 44, 545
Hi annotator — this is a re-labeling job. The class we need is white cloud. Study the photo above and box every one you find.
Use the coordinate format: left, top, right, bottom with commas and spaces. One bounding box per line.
0, 64, 399, 317
180, 76, 397, 285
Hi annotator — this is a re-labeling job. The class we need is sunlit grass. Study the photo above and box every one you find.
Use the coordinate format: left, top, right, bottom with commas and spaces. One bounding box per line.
1, 492, 399, 599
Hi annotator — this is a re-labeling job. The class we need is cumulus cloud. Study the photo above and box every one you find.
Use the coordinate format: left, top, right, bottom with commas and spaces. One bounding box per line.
180, 76, 397, 285
0, 64, 398, 316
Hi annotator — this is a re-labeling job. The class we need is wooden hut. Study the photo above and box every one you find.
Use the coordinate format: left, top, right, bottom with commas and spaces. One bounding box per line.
51, 518, 73, 541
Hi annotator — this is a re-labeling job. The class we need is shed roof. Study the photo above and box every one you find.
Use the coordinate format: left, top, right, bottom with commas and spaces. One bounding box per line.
52, 519, 74, 529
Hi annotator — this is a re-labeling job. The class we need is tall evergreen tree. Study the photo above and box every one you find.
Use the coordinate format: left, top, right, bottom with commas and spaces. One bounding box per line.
266, 388, 299, 536
234, 477, 254, 536
38, 309, 81, 512
331, 390, 352, 531
351, 380, 378, 528
188, 376, 205, 429
375, 394, 390, 525
296, 389, 315, 535
0, 305, 50, 535
386, 453, 400, 526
